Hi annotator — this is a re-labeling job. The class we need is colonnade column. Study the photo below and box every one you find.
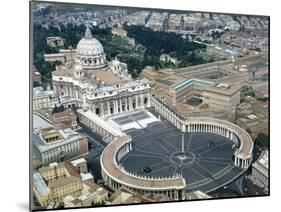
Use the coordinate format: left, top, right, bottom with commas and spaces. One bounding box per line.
107, 101, 111, 116
114, 99, 118, 114
91, 104, 96, 114
100, 102, 104, 117
147, 93, 151, 107
135, 95, 139, 109
140, 94, 144, 109
129, 97, 133, 111
125, 97, 128, 112
119, 98, 123, 113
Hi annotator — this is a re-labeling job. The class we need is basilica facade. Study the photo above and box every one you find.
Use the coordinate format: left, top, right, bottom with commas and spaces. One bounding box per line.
52, 28, 151, 118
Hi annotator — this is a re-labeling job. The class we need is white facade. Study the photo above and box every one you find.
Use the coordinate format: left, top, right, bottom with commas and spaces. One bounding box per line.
33, 87, 59, 110
250, 150, 269, 193
52, 28, 151, 117
33, 128, 88, 165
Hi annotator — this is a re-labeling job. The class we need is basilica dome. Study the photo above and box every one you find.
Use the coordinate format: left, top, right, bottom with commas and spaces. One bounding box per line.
75, 28, 107, 69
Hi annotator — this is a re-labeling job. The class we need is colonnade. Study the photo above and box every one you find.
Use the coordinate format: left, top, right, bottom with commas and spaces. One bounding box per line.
188, 123, 235, 142
234, 153, 251, 168
76, 109, 120, 143
101, 168, 184, 200
152, 97, 186, 132
100, 135, 186, 201
151, 97, 253, 169
116, 141, 133, 162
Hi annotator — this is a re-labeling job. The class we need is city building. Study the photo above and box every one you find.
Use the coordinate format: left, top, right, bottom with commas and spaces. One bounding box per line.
207, 44, 240, 58
121, 11, 150, 26
160, 54, 178, 65
182, 16, 201, 32
225, 20, 241, 31
236, 102, 253, 118
47, 36, 66, 48
33, 87, 59, 110
203, 83, 241, 111
49, 176, 83, 203
186, 190, 211, 200
167, 14, 183, 31
33, 127, 88, 165
80, 173, 94, 182
141, 65, 241, 120
145, 12, 168, 31
33, 71, 42, 83
51, 111, 78, 129
62, 180, 109, 207
235, 97, 268, 136
33, 66, 42, 84
33, 161, 97, 207
63, 196, 82, 208
39, 162, 66, 182
250, 150, 269, 193
111, 24, 127, 37
33, 173, 51, 207
83, 180, 108, 203
44, 47, 75, 63
71, 158, 88, 174
107, 187, 154, 205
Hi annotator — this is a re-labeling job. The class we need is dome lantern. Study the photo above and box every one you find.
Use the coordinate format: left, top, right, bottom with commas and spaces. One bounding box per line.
85, 27, 93, 39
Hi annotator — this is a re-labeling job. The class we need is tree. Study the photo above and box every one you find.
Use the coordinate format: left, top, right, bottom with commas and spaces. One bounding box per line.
52, 104, 64, 114
255, 133, 269, 149
209, 57, 216, 63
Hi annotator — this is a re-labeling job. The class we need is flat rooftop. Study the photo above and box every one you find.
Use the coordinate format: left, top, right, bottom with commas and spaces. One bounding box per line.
33, 173, 50, 196
174, 78, 215, 90
33, 128, 84, 153
48, 176, 80, 189
71, 158, 86, 165
91, 69, 125, 85
205, 84, 241, 96
33, 114, 54, 130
